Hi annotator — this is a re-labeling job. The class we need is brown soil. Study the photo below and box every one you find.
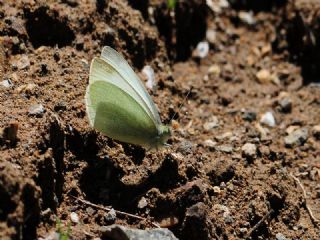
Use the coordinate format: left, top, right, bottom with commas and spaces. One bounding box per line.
0, 0, 319, 239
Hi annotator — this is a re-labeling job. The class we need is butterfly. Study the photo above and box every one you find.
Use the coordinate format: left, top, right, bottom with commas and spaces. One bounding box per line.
85, 46, 171, 149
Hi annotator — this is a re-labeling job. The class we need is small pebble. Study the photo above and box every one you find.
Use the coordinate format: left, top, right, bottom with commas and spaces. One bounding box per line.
137, 197, 148, 209
312, 125, 320, 140
86, 207, 95, 215
142, 65, 156, 91
260, 111, 276, 127
213, 186, 221, 194
241, 143, 257, 158
193, 41, 209, 58
275, 233, 287, 240
28, 104, 45, 117
256, 69, 271, 83
203, 117, 219, 131
278, 97, 292, 113
206, 29, 217, 44
216, 145, 233, 153
208, 64, 221, 76
203, 139, 216, 148
238, 11, 255, 25
104, 208, 116, 223
14, 54, 30, 70
16, 83, 37, 94
242, 110, 257, 122
70, 212, 79, 223
284, 128, 308, 148
1, 79, 13, 88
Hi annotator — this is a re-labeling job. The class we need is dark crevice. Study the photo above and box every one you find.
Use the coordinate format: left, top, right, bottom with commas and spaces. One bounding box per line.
25, 7, 75, 48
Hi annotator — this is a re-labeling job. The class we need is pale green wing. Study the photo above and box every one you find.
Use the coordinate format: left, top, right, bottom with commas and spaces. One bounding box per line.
100, 46, 162, 125
89, 57, 156, 127
85, 80, 158, 147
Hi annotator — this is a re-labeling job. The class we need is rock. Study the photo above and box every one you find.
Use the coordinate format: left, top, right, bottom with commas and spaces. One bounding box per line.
206, 0, 229, 13
278, 97, 292, 113
182, 202, 212, 240
86, 207, 95, 215
193, 41, 209, 59
284, 128, 308, 148
242, 110, 257, 122
137, 197, 148, 209
104, 208, 116, 223
213, 186, 221, 194
238, 11, 255, 25
203, 139, 217, 148
206, 29, 216, 44
16, 83, 37, 94
241, 143, 257, 158
207, 64, 221, 76
256, 69, 271, 83
1, 79, 13, 88
275, 233, 287, 240
177, 141, 193, 155
216, 145, 233, 153
100, 224, 178, 240
142, 65, 156, 91
70, 212, 79, 223
260, 111, 276, 127
13, 54, 30, 70
203, 116, 219, 131
28, 104, 45, 117
256, 69, 279, 84
312, 125, 320, 140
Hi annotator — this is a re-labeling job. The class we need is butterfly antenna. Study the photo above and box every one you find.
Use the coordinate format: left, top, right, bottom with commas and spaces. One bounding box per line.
170, 87, 193, 122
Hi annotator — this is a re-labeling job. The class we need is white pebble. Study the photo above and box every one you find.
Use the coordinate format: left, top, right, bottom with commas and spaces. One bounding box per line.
142, 65, 156, 91
1, 79, 13, 88
194, 41, 209, 58
260, 111, 276, 127
70, 212, 79, 223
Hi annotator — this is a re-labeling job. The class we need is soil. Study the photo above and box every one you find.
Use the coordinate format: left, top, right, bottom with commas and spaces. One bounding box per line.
0, 0, 319, 239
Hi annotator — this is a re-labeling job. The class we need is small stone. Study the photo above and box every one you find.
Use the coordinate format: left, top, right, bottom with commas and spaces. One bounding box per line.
238, 11, 255, 25
28, 104, 45, 117
171, 120, 180, 130
100, 225, 178, 240
203, 139, 216, 148
70, 212, 79, 223
16, 83, 37, 94
241, 143, 257, 158
278, 98, 292, 113
104, 208, 116, 223
213, 186, 221, 194
275, 233, 287, 240
1, 79, 13, 88
208, 64, 221, 76
137, 197, 148, 209
312, 125, 320, 140
242, 110, 257, 122
193, 41, 209, 58
216, 145, 233, 153
203, 117, 219, 131
285, 125, 300, 135
206, 29, 216, 44
14, 54, 30, 70
142, 65, 155, 91
260, 111, 276, 127
256, 69, 271, 83
284, 128, 308, 148
86, 207, 95, 215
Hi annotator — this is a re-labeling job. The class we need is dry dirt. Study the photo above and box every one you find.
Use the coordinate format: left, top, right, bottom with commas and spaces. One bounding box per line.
0, 0, 319, 239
